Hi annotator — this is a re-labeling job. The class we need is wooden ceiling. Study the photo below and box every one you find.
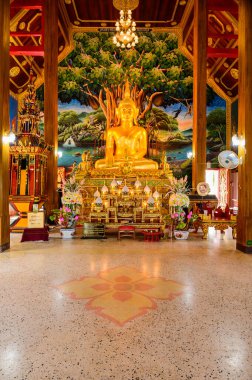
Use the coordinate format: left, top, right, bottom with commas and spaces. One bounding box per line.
9, 0, 239, 101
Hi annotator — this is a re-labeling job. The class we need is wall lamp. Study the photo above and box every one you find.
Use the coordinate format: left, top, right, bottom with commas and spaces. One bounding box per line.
2, 131, 16, 144
232, 134, 245, 147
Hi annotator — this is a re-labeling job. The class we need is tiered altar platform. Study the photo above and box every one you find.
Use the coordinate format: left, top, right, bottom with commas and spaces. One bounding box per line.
76, 165, 173, 230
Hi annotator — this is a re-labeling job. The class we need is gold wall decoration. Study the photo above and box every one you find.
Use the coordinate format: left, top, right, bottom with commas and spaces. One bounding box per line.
10, 66, 20, 78
226, 24, 233, 32
208, 38, 213, 46
230, 68, 238, 79
19, 22, 26, 30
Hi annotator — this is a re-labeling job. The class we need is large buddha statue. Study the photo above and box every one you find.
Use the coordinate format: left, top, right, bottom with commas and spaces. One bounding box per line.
95, 83, 158, 170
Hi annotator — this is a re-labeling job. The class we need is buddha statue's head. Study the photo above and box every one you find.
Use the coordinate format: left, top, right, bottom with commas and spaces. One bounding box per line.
116, 81, 139, 125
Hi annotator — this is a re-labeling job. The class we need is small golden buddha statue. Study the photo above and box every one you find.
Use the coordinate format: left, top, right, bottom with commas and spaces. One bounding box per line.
95, 82, 158, 170
78, 150, 91, 173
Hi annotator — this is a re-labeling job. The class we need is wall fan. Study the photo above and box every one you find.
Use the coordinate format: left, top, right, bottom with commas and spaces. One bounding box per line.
218, 150, 239, 169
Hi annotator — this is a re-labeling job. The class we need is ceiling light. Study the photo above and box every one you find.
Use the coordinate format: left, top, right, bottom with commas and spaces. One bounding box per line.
113, 0, 139, 48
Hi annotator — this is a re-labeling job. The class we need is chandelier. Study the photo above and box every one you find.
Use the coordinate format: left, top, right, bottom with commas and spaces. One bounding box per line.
113, 0, 139, 48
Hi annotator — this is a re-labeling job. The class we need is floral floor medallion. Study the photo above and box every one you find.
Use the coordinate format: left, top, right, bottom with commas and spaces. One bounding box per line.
56, 266, 184, 326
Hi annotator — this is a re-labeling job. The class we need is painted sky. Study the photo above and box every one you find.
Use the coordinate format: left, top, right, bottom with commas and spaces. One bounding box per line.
58, 99, 93, 114
58, 94, 226, 132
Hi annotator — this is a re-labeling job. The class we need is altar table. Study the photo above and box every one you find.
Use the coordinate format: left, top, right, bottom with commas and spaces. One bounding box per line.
199, 219, 237, 239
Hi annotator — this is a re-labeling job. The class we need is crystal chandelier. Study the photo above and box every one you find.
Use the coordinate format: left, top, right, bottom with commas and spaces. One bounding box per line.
113, 0, 139, 48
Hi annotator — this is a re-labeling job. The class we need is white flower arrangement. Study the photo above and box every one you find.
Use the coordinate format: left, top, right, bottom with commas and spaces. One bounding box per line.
62, 191, 83, 205
165, 175, 189, 195
169, 193, 190, 207
164, 175, 190, 208
61, 175, 84, 206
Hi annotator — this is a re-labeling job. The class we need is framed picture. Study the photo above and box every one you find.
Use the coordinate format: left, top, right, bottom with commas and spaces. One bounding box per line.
197, 182, 210, 196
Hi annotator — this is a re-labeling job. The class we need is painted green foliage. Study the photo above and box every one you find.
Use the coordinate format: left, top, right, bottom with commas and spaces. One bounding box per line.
207, 107, 226, 150
58, 32, 193, 129
58, 110, 106, 144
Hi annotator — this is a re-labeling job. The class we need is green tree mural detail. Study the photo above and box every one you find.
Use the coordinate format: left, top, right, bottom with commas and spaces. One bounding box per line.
58, 32, 193, 130
207, 107, 226, 151
58, 110, 106, 144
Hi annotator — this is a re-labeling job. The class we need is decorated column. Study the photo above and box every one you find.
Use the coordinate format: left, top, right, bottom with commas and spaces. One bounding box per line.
0, 0, 10, 251
192, 0, 207, 189
236, 0, 252, 253
44, 0, 59, 213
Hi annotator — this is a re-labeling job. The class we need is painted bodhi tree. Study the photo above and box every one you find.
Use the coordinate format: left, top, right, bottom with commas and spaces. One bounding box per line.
58, 32, 193, 130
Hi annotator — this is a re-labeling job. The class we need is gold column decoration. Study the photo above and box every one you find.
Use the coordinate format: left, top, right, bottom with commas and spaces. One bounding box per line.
0, 0, 10, 251
237, 0, 252, 252
226, 101, 232, 150
192, 0, 207, 190
44, 0, 59, 212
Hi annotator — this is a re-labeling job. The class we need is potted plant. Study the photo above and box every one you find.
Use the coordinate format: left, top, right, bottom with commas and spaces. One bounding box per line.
50, 174, 83, 238
49, 206, 79, 238
171, 209, 198, 239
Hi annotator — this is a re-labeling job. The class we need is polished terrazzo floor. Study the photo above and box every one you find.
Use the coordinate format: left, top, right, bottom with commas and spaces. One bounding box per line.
0, 231, 252, 380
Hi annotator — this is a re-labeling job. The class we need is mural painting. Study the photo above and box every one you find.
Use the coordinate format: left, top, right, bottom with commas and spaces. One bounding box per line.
50, 32, 225, 187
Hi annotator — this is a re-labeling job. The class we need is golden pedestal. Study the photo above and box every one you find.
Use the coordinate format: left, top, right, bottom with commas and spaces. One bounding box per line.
76, 165, 172, 230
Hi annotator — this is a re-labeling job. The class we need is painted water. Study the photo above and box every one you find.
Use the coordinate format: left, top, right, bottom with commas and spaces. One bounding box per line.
57, 145, 193, 168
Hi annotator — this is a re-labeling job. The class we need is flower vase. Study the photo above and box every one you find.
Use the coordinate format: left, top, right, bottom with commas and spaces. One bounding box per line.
60, 228, 75, 239
174, 230, 189, 240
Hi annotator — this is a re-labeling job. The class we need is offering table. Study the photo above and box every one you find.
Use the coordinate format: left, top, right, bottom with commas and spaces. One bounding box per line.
199, 218, 237, 239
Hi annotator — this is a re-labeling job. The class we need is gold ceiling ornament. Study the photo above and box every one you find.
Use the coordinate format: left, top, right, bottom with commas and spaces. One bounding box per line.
10, 66, 20, 78
113, 0, 139, 48
113, 0, 139, 11
227, 91, 233, 96
230, 68, 239, 79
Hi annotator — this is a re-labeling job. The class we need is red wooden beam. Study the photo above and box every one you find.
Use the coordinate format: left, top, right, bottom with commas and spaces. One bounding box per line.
10, 45, 44, 56
11, 0, 43, 10
10, 31, 43, 37
207, 47, 238, 58
208, 33, 238, 40
207, 1, 238, 12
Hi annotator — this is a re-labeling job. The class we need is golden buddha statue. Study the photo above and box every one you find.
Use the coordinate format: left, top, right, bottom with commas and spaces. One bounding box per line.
78, 150, 91, 172
95, 83, 158, 170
